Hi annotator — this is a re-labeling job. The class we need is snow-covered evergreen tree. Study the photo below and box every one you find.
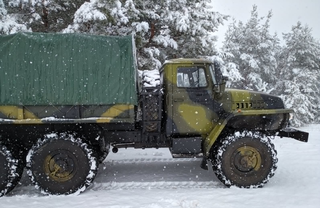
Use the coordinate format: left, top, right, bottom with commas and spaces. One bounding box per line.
3, 0, 86, 32
63, 0, 228, 70
221, 5, 280, 92
0, 0, 29, 34
1, 0, 227, 70
206, 54, 243, 87
0, 0, 5, 16
275, 22, 320, 126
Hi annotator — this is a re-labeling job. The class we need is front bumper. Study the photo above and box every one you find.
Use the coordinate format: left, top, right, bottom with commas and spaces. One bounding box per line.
278, 128, 309, 142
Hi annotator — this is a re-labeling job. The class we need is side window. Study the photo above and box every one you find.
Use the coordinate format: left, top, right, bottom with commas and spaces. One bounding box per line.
177, 67, 207, 88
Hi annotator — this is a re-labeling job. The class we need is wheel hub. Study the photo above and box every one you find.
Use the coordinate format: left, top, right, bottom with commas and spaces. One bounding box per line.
234, 146, 261, 172
44, 151, 76, 182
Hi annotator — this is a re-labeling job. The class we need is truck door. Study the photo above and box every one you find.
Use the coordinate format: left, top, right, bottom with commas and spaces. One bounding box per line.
167, 64, 215, 136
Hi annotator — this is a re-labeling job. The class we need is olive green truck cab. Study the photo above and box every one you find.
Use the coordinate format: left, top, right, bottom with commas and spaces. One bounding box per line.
0, 33, 308, 196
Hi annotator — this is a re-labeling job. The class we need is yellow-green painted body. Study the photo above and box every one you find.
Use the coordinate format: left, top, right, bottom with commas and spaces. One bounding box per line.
1, 58, 293, 154
162, 59, 292, 156
0, 104, 135, 124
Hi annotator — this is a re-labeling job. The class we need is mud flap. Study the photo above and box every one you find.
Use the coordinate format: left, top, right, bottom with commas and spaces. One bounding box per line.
278, 128, 309, 142
200, 156, 208, 170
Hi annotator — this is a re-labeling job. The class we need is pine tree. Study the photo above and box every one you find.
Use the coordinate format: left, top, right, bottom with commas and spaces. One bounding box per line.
3, 0, 87, 32
206, 53, 244, 87
0, 0, 5, 16
0, 0, 29, 34
275, 22, 320, 126
221, 5, 280, 92
1, 0, 227, 70
63, 0, 228, 70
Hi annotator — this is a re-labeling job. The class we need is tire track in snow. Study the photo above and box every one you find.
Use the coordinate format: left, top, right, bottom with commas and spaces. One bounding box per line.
91, 181, 220, 191
10, 156, 222, 196
91, 157, 223, 191
104, 157, 202, 164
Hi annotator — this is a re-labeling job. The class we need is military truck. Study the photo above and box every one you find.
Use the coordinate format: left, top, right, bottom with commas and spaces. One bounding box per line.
0, 32, 308, 196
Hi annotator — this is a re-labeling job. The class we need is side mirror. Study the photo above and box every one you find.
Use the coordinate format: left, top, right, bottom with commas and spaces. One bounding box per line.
219, 76, 228, 93
222, 76, 228, 83
212, 61, 228, 95
214, 76, 228, 95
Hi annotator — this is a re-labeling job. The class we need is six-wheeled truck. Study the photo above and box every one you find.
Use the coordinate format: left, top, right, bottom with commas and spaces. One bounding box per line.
0, 32, 308, 196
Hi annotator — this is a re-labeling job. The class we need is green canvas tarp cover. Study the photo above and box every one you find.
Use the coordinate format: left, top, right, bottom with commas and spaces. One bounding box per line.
0, 32, 137, 105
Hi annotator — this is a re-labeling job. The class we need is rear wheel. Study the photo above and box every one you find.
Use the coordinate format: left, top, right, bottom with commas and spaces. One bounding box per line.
212, 131, 277, 188
26, 133, 98, 195
0, 144, 19, 197
5, 149, 25, 194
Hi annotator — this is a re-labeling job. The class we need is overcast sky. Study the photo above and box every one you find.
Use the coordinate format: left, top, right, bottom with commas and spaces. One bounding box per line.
212, 0, 320, 47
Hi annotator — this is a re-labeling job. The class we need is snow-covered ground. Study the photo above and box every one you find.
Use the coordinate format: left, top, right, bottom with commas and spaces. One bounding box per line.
1, 125, 319, 208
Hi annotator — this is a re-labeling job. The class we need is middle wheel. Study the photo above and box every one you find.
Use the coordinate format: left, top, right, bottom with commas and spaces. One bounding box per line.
26, 133, 98, 195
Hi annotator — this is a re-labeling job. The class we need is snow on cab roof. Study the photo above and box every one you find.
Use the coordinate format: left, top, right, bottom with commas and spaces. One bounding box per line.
164, 58, 213, 64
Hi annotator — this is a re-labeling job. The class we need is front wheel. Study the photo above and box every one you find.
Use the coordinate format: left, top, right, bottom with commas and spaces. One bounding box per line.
26, 133, 98, 195
212, 131, 277, 188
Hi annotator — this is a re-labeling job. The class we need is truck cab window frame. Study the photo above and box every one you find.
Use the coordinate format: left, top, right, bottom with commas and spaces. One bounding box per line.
177, 67, 207, 88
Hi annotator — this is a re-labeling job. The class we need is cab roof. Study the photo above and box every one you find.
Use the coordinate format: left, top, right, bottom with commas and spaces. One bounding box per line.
164, 58, 213, 64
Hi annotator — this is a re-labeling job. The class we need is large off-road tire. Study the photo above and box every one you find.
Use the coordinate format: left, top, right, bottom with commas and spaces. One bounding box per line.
5, 149, 26, 194
0, 144, 19, 197
212, 131, 277, 188
26, 133, 98, 195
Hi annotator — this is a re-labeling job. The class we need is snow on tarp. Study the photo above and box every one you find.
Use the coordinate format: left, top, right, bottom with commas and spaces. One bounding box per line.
0, 32, 137, 105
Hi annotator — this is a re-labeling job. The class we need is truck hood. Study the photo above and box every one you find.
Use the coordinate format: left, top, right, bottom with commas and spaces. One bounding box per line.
225, 89, 285, 110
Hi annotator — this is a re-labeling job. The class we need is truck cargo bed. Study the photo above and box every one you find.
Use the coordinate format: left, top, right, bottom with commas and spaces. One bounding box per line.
0, 32, 137, 106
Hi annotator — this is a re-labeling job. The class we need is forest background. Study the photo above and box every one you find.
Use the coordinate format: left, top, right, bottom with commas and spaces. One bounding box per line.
1, 0, 319, 126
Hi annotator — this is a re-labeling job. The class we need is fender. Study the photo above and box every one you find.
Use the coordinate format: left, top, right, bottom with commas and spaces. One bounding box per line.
203, 108, 296, 157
